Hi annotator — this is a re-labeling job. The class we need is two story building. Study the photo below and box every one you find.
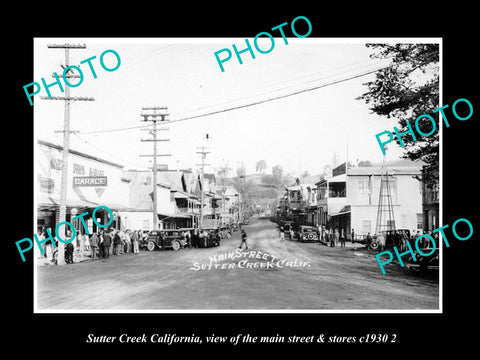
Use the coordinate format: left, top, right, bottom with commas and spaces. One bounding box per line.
37, 139, 131, 236
317, 162, 423, 241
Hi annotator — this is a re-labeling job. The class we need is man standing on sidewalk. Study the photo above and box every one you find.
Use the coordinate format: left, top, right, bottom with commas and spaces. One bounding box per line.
102, 230, 112, 259
279, 226, 285, 242
90, 232, 99, 259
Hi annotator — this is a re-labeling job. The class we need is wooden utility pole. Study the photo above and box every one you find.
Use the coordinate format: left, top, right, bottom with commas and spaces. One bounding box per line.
41, 43, 94, 265
140, 107, 170, 230
196, 138, 210, 229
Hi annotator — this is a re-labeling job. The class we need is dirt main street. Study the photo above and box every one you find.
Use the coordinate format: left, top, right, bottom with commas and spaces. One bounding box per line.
36, 218, 439, 311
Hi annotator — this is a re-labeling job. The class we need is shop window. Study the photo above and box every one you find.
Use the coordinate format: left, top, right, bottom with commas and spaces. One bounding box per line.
416, 213, 423, 229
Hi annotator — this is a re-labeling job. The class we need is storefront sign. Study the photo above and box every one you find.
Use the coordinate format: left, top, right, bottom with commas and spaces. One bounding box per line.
73, 176, 108, 187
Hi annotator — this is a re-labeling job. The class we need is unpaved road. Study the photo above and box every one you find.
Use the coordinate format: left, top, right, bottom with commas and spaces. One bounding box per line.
36, 218, 439, 310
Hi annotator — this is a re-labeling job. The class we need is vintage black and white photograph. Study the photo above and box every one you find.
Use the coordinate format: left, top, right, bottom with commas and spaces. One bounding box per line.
33, 37, 441, 312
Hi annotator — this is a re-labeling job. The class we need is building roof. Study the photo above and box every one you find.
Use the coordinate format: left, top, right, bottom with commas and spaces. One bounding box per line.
347, 166, 421, 176
156, 171, 186, 192
38, 139, 124, 169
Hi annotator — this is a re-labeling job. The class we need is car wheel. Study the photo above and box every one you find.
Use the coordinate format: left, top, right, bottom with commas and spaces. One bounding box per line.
147, 241, 156, 251
369, 242, 378, 250
172, 240, 180, 251
307, 233, 315, 241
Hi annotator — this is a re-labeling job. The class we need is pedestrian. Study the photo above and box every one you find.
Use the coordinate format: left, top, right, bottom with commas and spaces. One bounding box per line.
90, 232, 99, 259
351, 228, 355, 243
185, 230, 192, 249
279, 226, 285, 241
124, 230, 131, 253
65, 242, 74, 264
84, 233, 91, 251
377, 231, 386, 252
334, 229, 339, 247
113, 230, 122, 255
201, 229, 209, 247
37, 229, 48, 258
130, 229, 139, 254
98, 231, 104, 258
340, 229, 346, 247
102, 230, 112, 259
193, 229, 199, 248
118, 230, 126, 254
329, 229, 335, 247
239, 229, 248, 249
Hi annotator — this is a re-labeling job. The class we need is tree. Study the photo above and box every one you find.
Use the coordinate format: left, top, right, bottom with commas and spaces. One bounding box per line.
272, 164, 283, 179
261, 164, 284, 188
236, 162, 246, 178
255, 160, 267, 174
357, 43, 439, 185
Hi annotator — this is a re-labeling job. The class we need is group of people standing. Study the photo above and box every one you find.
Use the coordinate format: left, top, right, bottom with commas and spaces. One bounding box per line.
36, 227, 144, 264
279, 225, 352, 248
320, 227, 349, 247
88, 229, 142, 259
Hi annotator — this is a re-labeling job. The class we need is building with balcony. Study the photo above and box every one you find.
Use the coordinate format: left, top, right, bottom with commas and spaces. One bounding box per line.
316, 162, 423, 241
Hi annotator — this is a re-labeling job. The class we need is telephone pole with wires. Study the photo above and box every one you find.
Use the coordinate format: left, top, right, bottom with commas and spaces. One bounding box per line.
41, 43, 94, 265
140, 106, 170, 230
196, 134, 211, 229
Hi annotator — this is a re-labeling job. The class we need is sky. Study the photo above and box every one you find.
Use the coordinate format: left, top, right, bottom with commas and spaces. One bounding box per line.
33, 38, 439, 177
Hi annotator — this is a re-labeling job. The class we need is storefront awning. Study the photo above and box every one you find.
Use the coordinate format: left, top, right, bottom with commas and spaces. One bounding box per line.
37, 196, 130, 211
330, 205, 351, 217
158, 213, 194, 220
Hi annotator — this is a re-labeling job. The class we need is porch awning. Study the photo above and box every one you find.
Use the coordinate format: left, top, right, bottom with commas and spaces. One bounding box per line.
158, 213, 194, 220
37, 196, 131, 212
330, 205, 351, 217
173, 191, 189, 199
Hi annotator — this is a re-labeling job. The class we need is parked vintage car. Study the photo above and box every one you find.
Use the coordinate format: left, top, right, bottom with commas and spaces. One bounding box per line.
146, 229, 188, 251
296, 225, 319, 242
219, 225, 232, 239
406, 247, 439, 273
197, 228, 221, 248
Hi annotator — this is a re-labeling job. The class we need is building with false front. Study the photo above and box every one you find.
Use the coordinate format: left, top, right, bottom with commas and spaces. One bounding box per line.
119, 169, 199, 231
36, 139, 130, 237
316, 162, 423, 241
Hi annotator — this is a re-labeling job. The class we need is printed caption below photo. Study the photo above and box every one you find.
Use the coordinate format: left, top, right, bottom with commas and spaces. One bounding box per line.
86, 333, 397, 345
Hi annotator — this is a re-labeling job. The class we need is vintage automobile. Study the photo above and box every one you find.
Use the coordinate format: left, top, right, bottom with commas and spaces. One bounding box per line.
146, 229, 188, 251
197, 228, 221, 248
219, 225, 232, 239
406, 247, 439, 273
296, 225, 319, 242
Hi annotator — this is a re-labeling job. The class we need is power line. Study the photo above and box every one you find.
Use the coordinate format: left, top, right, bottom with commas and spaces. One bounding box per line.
78, 64, 392, 135
77, 51, 439, 135
73, 133, 148, 168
